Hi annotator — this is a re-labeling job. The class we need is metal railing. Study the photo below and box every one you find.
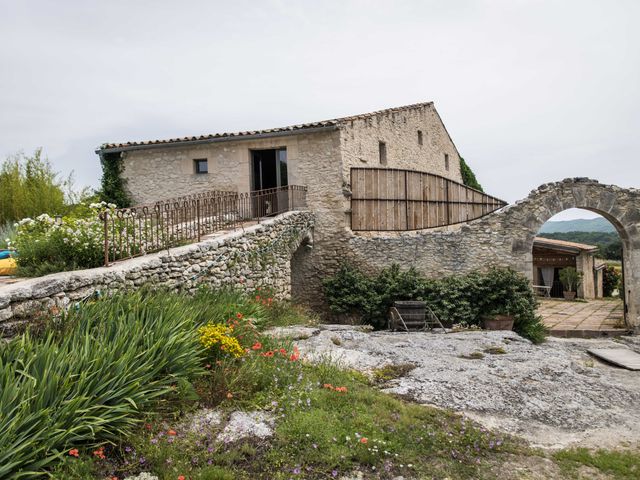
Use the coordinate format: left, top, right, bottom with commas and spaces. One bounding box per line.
100, 185, 307, 266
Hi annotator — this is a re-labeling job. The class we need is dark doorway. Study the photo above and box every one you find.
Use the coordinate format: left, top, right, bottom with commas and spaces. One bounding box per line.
251, 148, 288, 217
252, 148, 288, 191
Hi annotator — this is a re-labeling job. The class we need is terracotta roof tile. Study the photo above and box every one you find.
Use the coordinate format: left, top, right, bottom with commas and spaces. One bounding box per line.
534, 236, 599, 252
98, 101, 434, 152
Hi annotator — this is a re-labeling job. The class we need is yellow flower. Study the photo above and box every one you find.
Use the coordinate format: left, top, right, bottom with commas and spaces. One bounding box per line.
198, 323, 245, 358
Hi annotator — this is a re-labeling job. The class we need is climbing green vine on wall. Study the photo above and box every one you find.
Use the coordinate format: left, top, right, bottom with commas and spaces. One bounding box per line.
460, 157, 483, 192
99, 150, 131, 208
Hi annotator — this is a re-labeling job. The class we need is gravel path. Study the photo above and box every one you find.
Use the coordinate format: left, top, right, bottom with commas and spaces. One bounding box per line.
271, 325, 640, 449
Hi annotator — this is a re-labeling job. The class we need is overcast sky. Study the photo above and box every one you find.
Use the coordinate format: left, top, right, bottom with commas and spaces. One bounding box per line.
1, 0, 638, 221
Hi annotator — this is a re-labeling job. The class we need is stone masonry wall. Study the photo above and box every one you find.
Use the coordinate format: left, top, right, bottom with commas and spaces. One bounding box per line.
339, 103, 463, 184
292, 178, 640, 331
120, 131, 339, 205
0, 211, 314, 336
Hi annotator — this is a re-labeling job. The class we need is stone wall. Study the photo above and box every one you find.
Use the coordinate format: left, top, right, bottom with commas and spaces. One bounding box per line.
0, 211, 314, 336
292, 178, 640, 331
119, 131, 340, 205
339, 103, 463, 184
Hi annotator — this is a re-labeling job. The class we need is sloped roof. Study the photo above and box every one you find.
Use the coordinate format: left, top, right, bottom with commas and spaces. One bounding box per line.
97, 102, 434, 153
533, 236, 599, 253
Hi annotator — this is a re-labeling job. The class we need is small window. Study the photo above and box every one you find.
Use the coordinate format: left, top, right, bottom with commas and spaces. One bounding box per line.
379, 141, 387, 165
194, 158, 208, 174
417, 130, 423, 146
444, 154, 450, 171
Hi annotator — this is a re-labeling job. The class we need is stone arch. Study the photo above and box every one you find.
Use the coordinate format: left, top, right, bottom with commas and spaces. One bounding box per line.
494, 178, 640, 330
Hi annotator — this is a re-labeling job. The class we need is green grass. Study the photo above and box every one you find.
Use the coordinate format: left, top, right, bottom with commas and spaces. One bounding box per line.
0, 287, 316, 479
55, 361, 520, 480
8, 288, 639, 479
554, 448, 640, 479
0, 290, 206, 479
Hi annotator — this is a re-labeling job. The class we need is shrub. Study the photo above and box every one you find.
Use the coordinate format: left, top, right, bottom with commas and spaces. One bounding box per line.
0, 221, 16, 249
324, 264, 546, 343
602, 265, 621, 297
0, 291, 205, 479
12, 204, 113, 276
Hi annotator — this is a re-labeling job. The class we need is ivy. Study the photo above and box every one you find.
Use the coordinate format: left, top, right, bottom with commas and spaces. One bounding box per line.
99, 151, 131, 208
460, 156, 483, 192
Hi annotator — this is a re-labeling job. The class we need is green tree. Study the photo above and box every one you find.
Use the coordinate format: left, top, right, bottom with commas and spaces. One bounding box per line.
0, 149, 69, 224
460, 157, 483, 191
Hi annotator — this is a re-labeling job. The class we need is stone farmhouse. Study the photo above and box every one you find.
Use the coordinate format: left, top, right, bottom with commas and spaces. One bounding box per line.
98, 102, 464, 205
95, 103, 640, 330
97, 102, 503, 309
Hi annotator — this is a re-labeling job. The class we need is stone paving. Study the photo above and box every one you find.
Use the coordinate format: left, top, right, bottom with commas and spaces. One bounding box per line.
538, 298, 627, 337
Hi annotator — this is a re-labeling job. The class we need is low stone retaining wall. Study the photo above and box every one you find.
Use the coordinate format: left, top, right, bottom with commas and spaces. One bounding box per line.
0, 211, 314, 336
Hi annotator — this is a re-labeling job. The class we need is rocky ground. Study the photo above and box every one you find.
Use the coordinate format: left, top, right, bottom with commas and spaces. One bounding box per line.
269, 325, 640, 450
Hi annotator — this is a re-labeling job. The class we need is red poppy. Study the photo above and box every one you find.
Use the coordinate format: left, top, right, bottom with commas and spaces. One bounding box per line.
289, 346, 300, 361
279, 348, 287, 355
167, 429, 177, 436
92, 446, 106, 459
236, 312, 243, 319
264, 351, 274, 357
252, 342, 262, 350
178, 476, 186, 480
360, 437, 368, 444
68, 448, 79, 457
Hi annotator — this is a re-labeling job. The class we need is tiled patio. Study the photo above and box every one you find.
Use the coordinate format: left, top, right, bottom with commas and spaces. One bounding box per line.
538, 298, 628, 338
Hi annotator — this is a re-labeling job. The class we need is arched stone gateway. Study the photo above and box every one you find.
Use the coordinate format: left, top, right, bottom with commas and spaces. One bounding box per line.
330, 178, 640, 330
491, 178, 640, 328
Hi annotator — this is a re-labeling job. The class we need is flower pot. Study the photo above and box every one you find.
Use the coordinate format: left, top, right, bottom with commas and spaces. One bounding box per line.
563, 291, 576, 300
482, 315, 514, 331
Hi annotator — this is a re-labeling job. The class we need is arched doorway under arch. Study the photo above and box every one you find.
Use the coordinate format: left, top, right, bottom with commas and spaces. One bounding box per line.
502, 179, 638, 331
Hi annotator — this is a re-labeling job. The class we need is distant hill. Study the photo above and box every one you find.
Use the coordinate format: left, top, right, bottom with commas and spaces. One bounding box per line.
537, 230, 622, 261
539, 217, 616, 234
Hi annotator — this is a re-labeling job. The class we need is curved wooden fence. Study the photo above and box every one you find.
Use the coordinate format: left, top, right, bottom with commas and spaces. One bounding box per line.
350, 168, 507, 231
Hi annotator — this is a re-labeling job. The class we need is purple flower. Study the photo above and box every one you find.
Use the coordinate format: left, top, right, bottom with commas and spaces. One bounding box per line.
293, 467, 301, 474
332, 470, 338, 477
124, 446, 132, 453
139, 456, 146, 464
150, 438, 158, 444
